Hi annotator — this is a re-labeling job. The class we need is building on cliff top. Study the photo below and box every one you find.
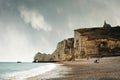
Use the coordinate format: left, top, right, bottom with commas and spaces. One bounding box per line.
74, 21, 120, 60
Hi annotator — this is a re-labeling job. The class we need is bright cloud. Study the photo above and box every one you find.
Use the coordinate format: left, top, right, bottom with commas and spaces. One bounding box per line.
19, 7, 52, 32
0, 23, 36, 62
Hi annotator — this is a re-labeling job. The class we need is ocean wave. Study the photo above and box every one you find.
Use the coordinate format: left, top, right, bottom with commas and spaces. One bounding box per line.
2, 63, 57, 80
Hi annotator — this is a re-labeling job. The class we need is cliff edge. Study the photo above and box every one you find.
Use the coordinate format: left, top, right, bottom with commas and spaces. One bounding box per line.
33, 22, 120, 62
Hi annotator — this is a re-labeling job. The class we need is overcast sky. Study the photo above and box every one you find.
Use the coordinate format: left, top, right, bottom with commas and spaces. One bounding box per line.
0, 0, 120, 62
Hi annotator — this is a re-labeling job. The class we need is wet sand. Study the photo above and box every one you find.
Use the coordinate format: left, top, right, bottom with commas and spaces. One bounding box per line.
27, 57, 120, 80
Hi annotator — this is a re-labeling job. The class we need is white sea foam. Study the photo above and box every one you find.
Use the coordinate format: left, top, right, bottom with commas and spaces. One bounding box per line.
2, 63, 57, 80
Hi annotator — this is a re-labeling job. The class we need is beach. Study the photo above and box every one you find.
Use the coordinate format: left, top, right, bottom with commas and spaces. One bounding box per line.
27, 57, 120, 80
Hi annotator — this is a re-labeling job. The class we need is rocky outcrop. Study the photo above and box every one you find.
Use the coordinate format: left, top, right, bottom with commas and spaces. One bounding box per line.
33, 38, 75, 62
33, 52, 52, 62
51, 38, 75, 61
74, 22, 120, 60
33, 22, 120, 62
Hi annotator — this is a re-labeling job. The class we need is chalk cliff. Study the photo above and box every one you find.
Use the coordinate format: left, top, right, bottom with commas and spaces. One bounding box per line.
33, 38, 74, 62
33, 52, 52, 62
51, 38, 74, 61
33, 22, 120, 62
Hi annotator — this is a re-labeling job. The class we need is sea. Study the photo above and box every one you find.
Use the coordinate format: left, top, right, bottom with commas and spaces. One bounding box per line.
0, 62, 57, 80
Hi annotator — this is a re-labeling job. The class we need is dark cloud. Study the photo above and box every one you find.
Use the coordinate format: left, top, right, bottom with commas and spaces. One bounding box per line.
0, 0, 120, 61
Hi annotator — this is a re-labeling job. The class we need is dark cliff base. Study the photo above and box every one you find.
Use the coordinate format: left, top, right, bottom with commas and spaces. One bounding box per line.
33, 61, 59, 63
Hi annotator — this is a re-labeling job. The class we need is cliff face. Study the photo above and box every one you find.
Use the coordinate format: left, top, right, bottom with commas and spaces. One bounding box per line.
74, 23, 120, 60
51, 38, 74, 61
33, 52, 52, 62
33, 22, 120, 62
33, 38, 74, 62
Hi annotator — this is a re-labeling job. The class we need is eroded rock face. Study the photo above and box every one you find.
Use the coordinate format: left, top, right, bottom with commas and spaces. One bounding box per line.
33, 23, 120, 62
33, 52, 52, 62
51, 38, 75, 61
33, 38, 75, 62
74, 25, 120, 60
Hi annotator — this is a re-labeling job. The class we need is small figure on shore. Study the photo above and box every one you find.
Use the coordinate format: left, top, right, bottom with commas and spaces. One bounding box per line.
94, 56, 102, 63
94, 59, 99, 63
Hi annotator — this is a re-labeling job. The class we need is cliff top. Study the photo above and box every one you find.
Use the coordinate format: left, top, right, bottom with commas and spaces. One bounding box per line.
74, 22, 120, 40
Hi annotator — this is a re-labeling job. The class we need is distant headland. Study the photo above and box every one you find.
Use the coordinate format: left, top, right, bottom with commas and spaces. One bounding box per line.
33, 21, 120, 62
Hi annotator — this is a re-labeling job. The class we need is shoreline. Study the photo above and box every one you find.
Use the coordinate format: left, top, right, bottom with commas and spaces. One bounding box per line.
27, 63, 71, 80
27, 56, 120, 80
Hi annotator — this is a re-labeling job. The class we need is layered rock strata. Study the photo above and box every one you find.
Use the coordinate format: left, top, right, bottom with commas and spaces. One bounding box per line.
34, 22, 120, 62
